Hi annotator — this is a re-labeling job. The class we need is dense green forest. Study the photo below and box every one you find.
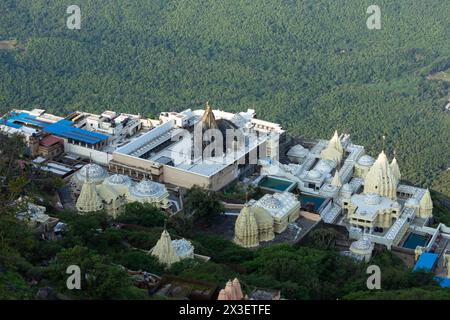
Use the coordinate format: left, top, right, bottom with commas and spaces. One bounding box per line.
433, 171, 450, 198
0, 0, 449, 187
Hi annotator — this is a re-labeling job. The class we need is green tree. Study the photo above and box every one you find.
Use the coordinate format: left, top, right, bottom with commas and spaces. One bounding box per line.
184, 185, 224, 225
116, 202, 166, 227
46, 246, 147, 299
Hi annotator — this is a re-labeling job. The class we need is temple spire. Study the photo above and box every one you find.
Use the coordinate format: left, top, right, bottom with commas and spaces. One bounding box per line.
85, 164, 90, 183
201, 99, 218, 129
149, 229, 180, 267
390, 150, 401, 182
331, 169, 342, 187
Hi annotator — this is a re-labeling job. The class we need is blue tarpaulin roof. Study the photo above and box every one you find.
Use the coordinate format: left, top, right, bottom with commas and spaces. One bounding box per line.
413, 253, 439, 272
413, 253, 450, 288
2, 112, 53, 128
43, 120, 108, 145
1, 112, 108, 145
434, 276, 450, 288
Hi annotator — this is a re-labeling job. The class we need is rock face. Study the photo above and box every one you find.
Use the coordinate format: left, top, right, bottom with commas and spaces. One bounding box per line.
35, 287, 59, 300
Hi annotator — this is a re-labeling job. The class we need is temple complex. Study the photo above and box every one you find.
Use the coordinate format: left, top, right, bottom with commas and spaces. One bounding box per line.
75, 163, 170, 216
217, 278, 244, 300
363, 150, 398, 200
234, 205, 275, 248
320, 130, 344, 163
0, 106, 439, 254
234, 192, 301, 248
149, 230, 195, 267
149, 230, 180, 267
258, 130, 434, 250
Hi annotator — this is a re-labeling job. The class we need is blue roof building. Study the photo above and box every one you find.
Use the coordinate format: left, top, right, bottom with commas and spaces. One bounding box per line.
43, 120, 108, 145
413, 252, 450, 288
1, 111, 108, 147
413, 252, 439, 272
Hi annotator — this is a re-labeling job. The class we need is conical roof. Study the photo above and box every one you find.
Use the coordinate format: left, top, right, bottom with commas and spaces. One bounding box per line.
390, 157, 401, 182
200, 101, 218, 130
232, 278, 243, 300
320, 130, 344, 163
364, 150, 397, 199
331, 169, 342, 187
149, 230, 180, 267
420, 189, 433, 210
234, 205, 259, 248
76, 171, 104, 213
330, 130, 343, 153
218, 289, 228, 300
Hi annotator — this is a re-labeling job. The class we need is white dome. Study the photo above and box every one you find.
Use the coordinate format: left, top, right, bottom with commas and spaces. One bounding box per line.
259, 196, 282, 209
342, 183, 352, 192
307, 170, 322, 179
79, 163, 107, 179
129, 179, 165, 198
105, 174, 131, 186
364, 193, 382, 205
358, 155, 375, 167
391, 202, 402, 209
323, 184, 337, 192
172, 239, 194, 259
287, 144, 309, 157
315, 160, 334, 173
351, 236, 372, 252
74, 163, 108, 187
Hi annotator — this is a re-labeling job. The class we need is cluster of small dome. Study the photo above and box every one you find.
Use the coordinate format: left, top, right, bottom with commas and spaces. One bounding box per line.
105, 174, 132, 186
129, 179, 166, 198
259, 196, 282, 210
74, 163, 171, 214
357, 155, 375, 167
307, 170, 322, 180
73, 163, 109, 188
364, 193, 382, 205
350, 236, 372, 251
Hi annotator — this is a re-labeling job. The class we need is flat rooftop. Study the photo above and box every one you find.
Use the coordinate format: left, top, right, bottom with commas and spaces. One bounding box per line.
1, 111, 55, 129
350, 193, 398, 222
114, 115, 272, 177
43, 120, 108, 145
1, 111, 109, 145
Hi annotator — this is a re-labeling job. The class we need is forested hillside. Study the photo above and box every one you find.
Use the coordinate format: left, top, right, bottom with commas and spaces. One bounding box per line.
0, 0, 449, 186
